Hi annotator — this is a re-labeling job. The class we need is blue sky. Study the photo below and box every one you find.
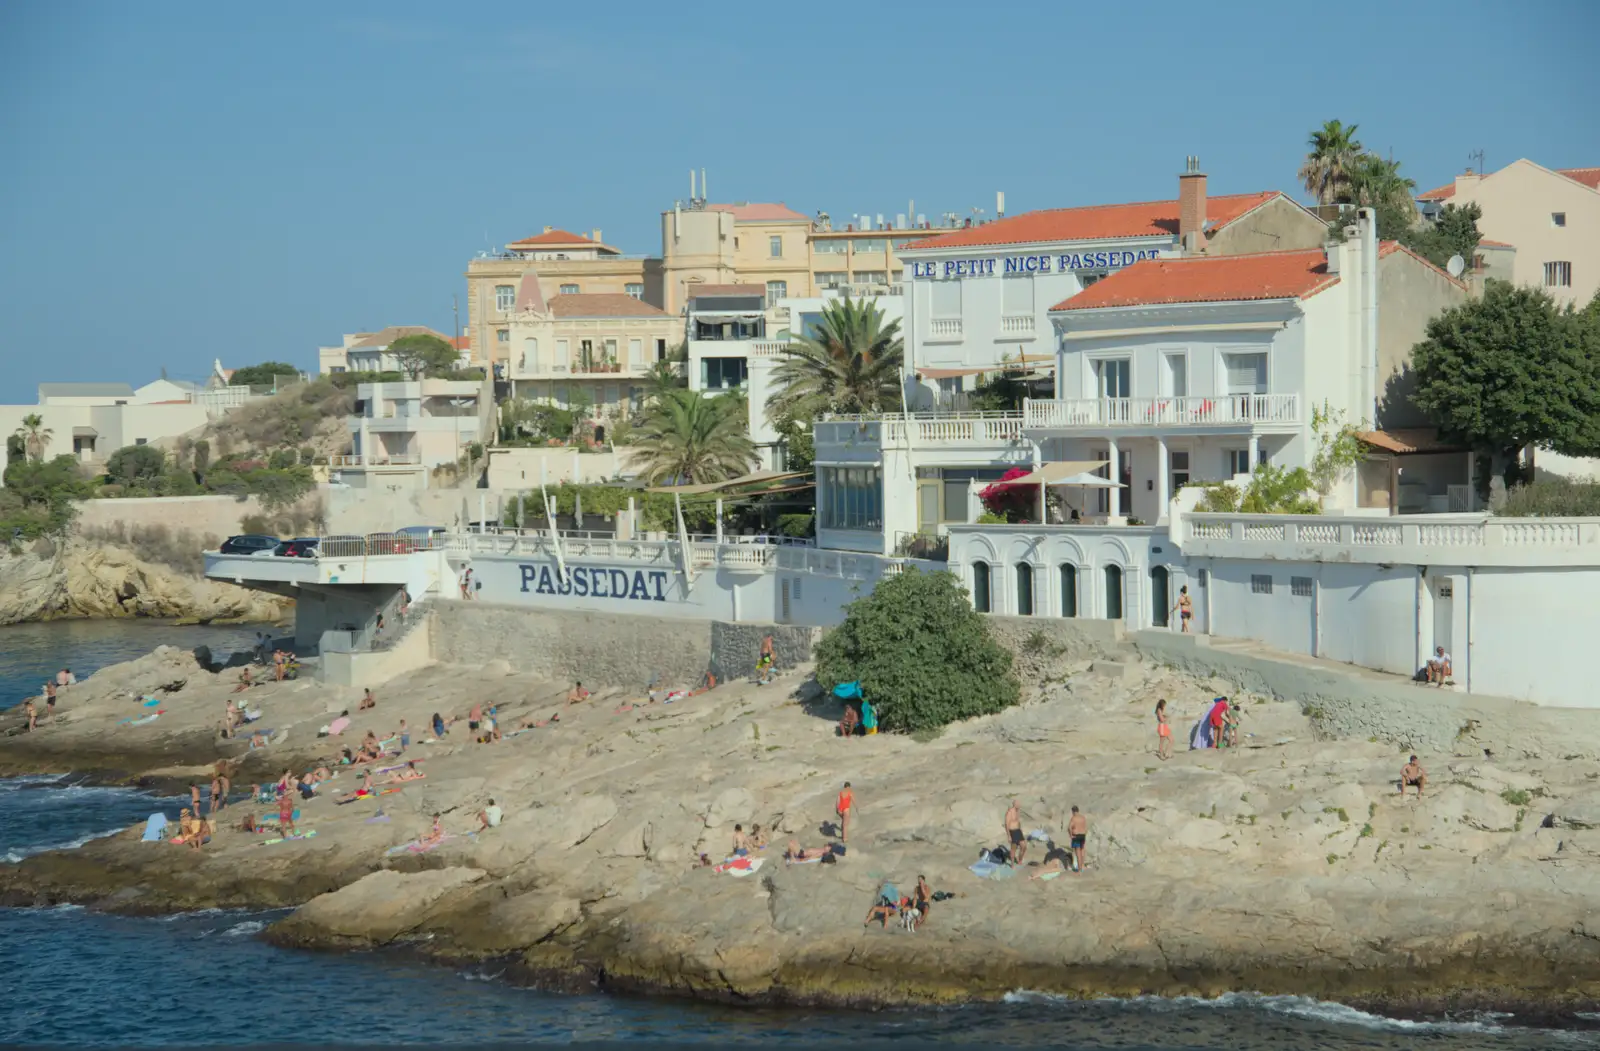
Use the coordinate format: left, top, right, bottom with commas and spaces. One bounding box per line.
1, 0, 1594, 401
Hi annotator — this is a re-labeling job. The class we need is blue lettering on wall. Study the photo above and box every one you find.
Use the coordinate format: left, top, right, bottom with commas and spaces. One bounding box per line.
915, 248, 1158, 279
516, 563, 670, 603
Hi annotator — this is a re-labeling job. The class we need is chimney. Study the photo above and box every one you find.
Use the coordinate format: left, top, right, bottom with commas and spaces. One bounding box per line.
543, 225, 553, 234
1324, 241, 1341, 275
1178, 156, 1207, 253
591, 228, 602, 244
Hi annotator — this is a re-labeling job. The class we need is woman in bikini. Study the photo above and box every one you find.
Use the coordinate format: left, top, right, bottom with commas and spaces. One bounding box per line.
1175, 586, 1193, 633
1155, 699, 1172, 761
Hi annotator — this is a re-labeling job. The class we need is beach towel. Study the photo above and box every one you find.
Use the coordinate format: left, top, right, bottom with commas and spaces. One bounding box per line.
119, 711, 163, 727
244, 709, 263, 723
727, 858, 765, 877
1189, 717, 1215, 750
786, 854, 824, 865
713, 856, 758, 874
141, 814, 168, 841
141, 697, 161, 708
328, 716, 351, 736
968, 860, 1015, 880
260, 830, 317, 845
832, 681, 864, 701
1035, 870, 1063, 881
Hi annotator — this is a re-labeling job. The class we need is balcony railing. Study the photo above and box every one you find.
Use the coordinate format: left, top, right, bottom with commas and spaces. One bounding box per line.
328, 454, 422, 467
749, 341, 793, 358
1024, 394, 1301, 430
929, 318, 962, 338
999, 315, 1035, 334
815, 411, 1026, 450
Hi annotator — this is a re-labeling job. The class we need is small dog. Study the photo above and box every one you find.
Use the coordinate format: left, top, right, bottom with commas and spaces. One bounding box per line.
900, 906, 920, 933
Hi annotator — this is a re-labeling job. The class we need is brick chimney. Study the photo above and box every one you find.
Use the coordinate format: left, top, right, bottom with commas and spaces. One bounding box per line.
1178, 156, 1207, 253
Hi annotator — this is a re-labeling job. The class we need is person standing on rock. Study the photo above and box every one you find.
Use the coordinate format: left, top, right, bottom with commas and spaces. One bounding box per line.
1004, 799, 1026, 864
190, 783, 202, 815
837, 782, 854, 842
278, 790, 297, 838
1067, 806, 1088, 872
43, 681, 57, 719
22, 699, 36, 733
213, 760, 231, 812
1154, 700, 1172, 761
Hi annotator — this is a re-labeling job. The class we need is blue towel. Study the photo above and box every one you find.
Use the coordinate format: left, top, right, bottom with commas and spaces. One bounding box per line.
969, 860, 998, 879
832, 681, 863, 701
141, 814, 168, 841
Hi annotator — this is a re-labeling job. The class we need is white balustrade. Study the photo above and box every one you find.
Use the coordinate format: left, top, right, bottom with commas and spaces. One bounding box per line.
999, 315, 1035, 334
930, 318, 962, 338
1182, 513, 1600, 567
1025, 394, 1301, 430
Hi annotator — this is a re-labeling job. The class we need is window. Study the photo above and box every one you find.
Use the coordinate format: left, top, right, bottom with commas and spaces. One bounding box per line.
1552, 212, 1567, 228
1164, 352, 1188, 397
701, 356, 748, 390
1094, 358, 1131, 399
496, 329, 509, 345
1223, 352, 1268, 394
1059, 564, 1078, 617
819, 466, 883, 532
1197, 568, 1208, 589
628, 338, 642, 366
1079, 271, 1109, 287
852, 271, 888, 285
603, 339, 617, 363
1015, 564, 1035, 616
655, 338, 667, 361
1251, 574, 1273, 595
625, 283, 644, 300
560, 283, 580, 295
891, 269, 904, 283
556, 338, 569, 367
853, 238, 888, 254
930, 279, 962, 317
815, 240, 849, 254
1104, 565, 1123, 620
494, 285, 515, 312
1291, 576, 1314, 598
816, 271, 847, 288
1170, 450, 1190, 492
1002, 275, 1034, 315
1227, 449, 1251, 476
971, 561, 991, 613
769, 235, 783, 258
522, 338, 539, 370
135, 437, 148, 446
1544, 261, 1573, 287
765, 280, 787, 307
936, 468, 1008, 523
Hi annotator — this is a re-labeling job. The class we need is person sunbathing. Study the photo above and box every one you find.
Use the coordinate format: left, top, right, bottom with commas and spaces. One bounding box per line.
335, 770, 376, 804
303, 766, 333, 785
420, 813, 444, 846
749, 824, 769, 849
233, 667, 253, 694
249, 731, 269, 750
785, 840, 832, 862
566, 682, 590, 704
838, 704, 860, 738
384, 761, 424, 784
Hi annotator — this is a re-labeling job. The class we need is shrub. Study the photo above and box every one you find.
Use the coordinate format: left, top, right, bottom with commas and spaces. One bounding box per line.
978, 467, 1037, 523
815, 567, 1020, 733
778, 513, 814, 539
106, 444, 167, 487
1497, 477, 1600, 517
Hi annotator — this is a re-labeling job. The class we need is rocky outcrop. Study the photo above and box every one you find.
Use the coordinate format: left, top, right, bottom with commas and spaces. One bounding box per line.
0, 538, 286, 625
6, 638, 1600, 1014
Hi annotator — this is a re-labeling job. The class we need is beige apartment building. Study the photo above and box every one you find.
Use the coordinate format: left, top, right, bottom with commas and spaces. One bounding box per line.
1419, 160, 1600, 307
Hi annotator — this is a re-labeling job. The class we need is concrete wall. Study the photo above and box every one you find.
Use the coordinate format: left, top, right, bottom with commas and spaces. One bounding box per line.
76, 493, 326, 539
1374, 247, 1469, 429
325, 486, 515, 534
484, 448, 627, 489
320, 618, 434, 687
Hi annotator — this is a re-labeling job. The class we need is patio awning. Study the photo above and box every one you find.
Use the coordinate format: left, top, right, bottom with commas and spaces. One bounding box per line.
1357, 428, 1468, 455
71, 426, 97, 437
994, 461, 1123, 487
916, 366, 989, 379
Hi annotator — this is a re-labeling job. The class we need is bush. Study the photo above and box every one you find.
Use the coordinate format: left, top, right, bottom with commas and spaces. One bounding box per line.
79, 522, 216, 576
778, 513, 814, 539
0, 455, 92, 539
1497, 477, 1600, 517
106, 444, 167, 487
815, 568, 1020, 733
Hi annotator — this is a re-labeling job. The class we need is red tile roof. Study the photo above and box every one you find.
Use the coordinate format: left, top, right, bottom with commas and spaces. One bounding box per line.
1478, 238, 1514, 248
1051, 248, 1338, 312
515, 273, 546, 314
548, 294, 670, 318
1558, 167, 1600, 190
688, 283, 765, 298
452, 334, 471, 350
706, 202, 809, 222
1418, 182, 1457, 201
902, 192, 1285, 252
350, 325, 453, 349
508, 228, 617, 251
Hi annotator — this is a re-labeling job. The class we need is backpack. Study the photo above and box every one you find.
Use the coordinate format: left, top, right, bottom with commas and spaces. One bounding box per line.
985, 845, 1012, 866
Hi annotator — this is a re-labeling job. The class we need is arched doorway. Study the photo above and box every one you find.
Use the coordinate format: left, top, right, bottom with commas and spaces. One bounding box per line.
1151, 565, 1170, 627
972, 561, 992, 613
1104, 565, 1124, 621
1015, 563, 1034, 616
1059, 564, 1077, 618
593, 424, 607, 444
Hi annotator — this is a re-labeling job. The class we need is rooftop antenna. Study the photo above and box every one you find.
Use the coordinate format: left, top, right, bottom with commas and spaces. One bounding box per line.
701, 168, 708, 204
1467, 148, 1485, 175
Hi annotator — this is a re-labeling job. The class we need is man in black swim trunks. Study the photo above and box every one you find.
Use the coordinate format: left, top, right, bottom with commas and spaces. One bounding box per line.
1068, 805, 1088, 872
1004, 799, 1026, 864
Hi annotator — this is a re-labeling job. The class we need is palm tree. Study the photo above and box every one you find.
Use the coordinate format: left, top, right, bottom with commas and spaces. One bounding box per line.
1298, 120, 1363, 205
13, 414, 52, 462
1345, 153, 1418, 220
766, 295, 903, 421
628, 388, 757, 485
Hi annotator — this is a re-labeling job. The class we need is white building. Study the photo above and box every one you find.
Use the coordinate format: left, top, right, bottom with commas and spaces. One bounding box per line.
0, 382, 210, 470
344, 379, 486, 487
685, 286, 907, 470
318, 326, 468, 376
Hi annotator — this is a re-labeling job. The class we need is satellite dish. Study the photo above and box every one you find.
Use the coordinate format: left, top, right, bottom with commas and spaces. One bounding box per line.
1447, 254, 1466, 278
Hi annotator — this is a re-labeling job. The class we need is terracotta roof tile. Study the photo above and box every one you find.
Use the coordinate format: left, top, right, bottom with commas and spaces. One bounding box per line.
1357, 428, 1466, 455
349, 326, 452, 349
1051, 248, 1338, 312
1418, 182, 1457, 201
706, 203, 809, 222
508, 228, 618, 252
1478, 239, 1514, 248
548, 294, 670, 318
1557, 167, 1600, 190
901, 192, 1285, 252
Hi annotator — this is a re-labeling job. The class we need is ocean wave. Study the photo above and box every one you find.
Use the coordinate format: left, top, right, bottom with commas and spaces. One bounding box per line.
1003, 990, 1509, 1034
222, 920, 265, 937
3, 826, 127, 862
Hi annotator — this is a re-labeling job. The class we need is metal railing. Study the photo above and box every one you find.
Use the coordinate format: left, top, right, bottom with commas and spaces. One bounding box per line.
327, 454, 422, 467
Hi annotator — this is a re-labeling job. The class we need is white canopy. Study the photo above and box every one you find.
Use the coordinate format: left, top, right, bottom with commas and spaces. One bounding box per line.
999, 460, 1123, 488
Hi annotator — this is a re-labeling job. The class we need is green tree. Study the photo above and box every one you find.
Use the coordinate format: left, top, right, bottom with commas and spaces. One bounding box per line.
766, 295, 903, 420
1403, 202, 1483, 273
389, 334, 458, 379
5, 434, 24, 466
1192, 464, 1321, 515
1298, 120, 1364, 205
1, 455, 91, 537
192, 438, 210, 477
229, 361, 300, 388
1342, 153, 1418, 238
814, 568, 1020, 734
1308, 402, 1367, 497
106, 444, 167, 487
1410, 281, 1600, 497
12, 413, 53, 462
773, 414, 814, 472
626, 388, 757, 485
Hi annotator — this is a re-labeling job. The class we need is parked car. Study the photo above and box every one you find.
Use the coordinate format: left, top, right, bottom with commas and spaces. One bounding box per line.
317, 534, 368, 557
394, 525, 446, 552
220, 534, 279, 556
273, 537, 321, 558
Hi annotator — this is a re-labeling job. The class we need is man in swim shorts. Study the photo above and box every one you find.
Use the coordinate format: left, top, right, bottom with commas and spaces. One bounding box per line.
1400, 756, 1427, 797
1004, 799, 1026, 864
1068, 806, 1088, 872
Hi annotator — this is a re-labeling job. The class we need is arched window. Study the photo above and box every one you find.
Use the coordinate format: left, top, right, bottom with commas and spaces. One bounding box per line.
972, 561, 992, 613
1150, 565, 1170, 627
1104, 565, 1124, 620
1015, 563, 1034, 616
1059, 564, 1077, 618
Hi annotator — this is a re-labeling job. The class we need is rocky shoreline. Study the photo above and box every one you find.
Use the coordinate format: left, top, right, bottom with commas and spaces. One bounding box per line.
0, 538, 287, 626
3, 638, 1600, 1015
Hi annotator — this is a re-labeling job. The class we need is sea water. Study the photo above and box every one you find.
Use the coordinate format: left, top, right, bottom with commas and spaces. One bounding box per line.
1, 622, 1596, 1048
